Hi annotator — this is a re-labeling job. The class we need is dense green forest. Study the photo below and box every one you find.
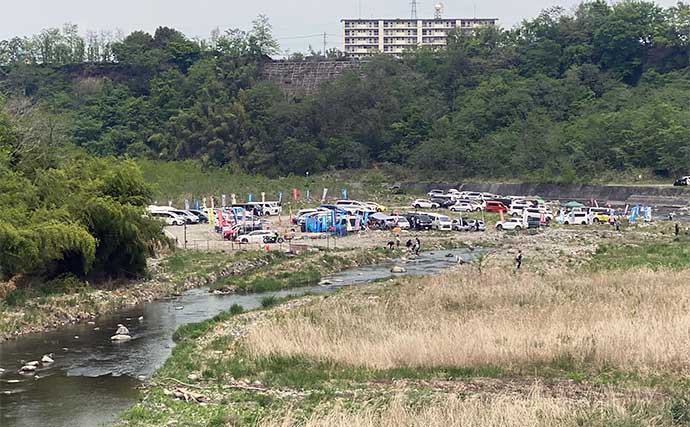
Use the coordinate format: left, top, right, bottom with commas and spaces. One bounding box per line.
1, 2, 689, 180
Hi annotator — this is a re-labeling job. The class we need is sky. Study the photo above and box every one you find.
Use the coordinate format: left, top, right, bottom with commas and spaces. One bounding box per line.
0, 0, 683, 55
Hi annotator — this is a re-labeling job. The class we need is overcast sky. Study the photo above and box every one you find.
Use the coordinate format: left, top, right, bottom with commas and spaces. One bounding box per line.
0, 0, 683, 55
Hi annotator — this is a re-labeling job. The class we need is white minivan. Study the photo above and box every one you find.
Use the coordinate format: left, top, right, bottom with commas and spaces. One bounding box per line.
425, 212, 453, 231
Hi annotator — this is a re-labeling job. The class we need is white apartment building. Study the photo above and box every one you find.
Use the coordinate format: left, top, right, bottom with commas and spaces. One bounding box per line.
342, 18, 498, 58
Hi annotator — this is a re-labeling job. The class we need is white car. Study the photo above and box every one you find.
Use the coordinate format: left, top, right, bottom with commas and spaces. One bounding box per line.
150, 211, 186, 226
335, 200, 368, 208
427, 189, 445, 197
464, 192, 484, 201
450, 202, 480, 212
236, 230, 275, 244
412, 199, 439, 209
384, 216, 411, 230
496, 218, 525, 231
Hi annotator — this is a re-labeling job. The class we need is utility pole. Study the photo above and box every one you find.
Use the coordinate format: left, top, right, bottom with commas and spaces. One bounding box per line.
410, 0, 418, 19
323, 32, 327, 57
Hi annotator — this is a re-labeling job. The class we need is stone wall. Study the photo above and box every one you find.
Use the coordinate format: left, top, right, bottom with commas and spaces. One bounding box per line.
258, 60, 362, 98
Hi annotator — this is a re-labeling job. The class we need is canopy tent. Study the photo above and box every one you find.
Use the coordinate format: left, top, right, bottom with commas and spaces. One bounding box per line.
564, 201, 585, 209
371, 212, 394, 221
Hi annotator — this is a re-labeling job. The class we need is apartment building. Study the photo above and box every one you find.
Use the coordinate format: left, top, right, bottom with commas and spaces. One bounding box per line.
342, 18, 498, 58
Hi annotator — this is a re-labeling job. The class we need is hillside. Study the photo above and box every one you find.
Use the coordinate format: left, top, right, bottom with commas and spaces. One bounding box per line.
1, 1, 689, 181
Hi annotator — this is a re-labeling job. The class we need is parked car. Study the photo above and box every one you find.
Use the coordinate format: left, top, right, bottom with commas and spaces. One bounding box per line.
427, 189, 445, 197
452, 218, 473, 231
412, 199, 439, 209
168, 209, 200, 224
365, 201, 387, 212
674, 176, 690, 186
563, 212, 590, 225
223, 224, 263, 240
404, 213, 433, 230
431, 197, 456, 208
385, 216, 410, 230
496, 218, 525, 231
188, 209, 209, 223
426, 213, 453, 231
589, 207, 614, 223
468, 219, 486, 231
236, 230, 275, 244
450, 202, 479, 213
150, 211, 186, 226
484, 200, 508, 213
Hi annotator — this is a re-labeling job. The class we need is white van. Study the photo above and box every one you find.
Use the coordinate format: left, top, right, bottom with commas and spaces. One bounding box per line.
563, 211, 590, 225
425, 212, 453, 231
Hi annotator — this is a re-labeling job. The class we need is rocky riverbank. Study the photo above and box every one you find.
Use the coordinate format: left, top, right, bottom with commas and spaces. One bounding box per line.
0, 251, 278, 342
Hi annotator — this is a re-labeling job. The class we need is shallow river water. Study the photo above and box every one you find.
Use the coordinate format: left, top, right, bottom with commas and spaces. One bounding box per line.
0, 249, 472, 427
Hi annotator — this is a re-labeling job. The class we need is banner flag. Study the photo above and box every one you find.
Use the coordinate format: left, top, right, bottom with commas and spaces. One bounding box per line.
293, 189, 299, 201
342, 188, 347, 200
221, 194, 226, 207
261, 192, 266, 203
248, 193, 253, 203
322, 188, 328, 202
184, 199, 190, 210
210, 196, 215, 209
499, 210, 505, 223
231, 193, 237, 205
278, 192, 283, 203
207, 208, 214, 229
306, 190, 311, 201
194, 199, 200, 210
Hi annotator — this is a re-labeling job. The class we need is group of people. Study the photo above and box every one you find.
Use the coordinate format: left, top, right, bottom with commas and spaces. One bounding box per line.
387, 237, 422, 256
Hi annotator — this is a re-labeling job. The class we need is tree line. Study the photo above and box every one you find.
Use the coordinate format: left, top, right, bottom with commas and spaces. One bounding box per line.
0, 1, 689, 183
0, 98, 166, 284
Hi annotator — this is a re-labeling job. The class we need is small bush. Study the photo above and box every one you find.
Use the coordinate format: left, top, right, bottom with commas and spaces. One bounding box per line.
261, 296, 279, 308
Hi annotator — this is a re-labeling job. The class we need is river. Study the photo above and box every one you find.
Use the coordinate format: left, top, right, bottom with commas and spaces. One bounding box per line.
0, 249, 473, 427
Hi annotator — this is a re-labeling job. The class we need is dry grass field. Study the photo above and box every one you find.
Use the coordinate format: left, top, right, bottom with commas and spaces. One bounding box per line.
246, 267, 690, 373
121, 231, 690, 427
261, 392, 669, 427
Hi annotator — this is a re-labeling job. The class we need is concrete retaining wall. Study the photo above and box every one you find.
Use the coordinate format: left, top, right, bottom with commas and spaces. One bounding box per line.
406, 182, 690, 207
258, 60, 362, 98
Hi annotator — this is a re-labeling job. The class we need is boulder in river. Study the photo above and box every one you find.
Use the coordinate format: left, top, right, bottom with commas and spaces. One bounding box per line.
390, 265, 407, 273
19, 365, 37, 373
26, 361, 40, 367
41, 354, 54, 364
111, 334, 132, 342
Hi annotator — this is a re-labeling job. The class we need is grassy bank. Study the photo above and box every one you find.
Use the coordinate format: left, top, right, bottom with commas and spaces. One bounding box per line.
209, 247, 392, 294
0, 250, 275, 341
120, 232, 690, 427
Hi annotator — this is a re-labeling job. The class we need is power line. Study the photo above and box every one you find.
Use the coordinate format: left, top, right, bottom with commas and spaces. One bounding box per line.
276, 33, 338, 41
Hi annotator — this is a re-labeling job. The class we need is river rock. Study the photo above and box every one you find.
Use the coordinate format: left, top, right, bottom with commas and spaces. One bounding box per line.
26, 361, 40, 367
111, 334, 132, 341
174, 306, 184, 310
187, 374, 199, 381
318, 280, 332, 286
390, 265, 407, 273
19, 365, 37, 373
41, 354, 54, 364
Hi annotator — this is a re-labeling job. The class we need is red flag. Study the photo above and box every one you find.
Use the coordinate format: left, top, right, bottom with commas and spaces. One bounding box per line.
499, 210, 505, 223
293, 189, 299, 201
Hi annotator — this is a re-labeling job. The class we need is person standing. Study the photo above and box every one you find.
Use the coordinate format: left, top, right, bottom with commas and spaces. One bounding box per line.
415, 237, 421, 256
515, 250, 523, 271
675, 223, 680, 236
395, 235, 401, 249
